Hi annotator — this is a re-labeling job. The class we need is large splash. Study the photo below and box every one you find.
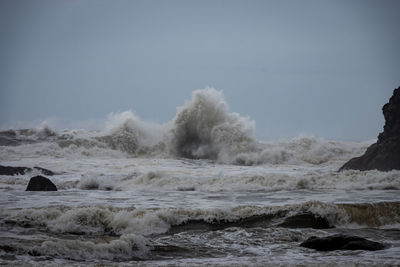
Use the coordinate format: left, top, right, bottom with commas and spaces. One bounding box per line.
169, 88, 257, 161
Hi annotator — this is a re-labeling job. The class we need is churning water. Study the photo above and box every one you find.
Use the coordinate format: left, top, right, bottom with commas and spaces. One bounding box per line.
1, 88, 399, 266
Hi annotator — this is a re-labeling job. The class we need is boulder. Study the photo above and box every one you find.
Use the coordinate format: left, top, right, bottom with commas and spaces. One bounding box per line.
340, 87, 400, 171
26, 175, 57, 191
278, 212, 332, 229
0, 165, 55, 176
300, 234, 386, 251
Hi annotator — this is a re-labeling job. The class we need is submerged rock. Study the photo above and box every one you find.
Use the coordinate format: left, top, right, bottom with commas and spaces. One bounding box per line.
278, 212, 332, 229
0, 165, 55, 176
300, 234, 386, 251
26, 175, 57, 191
340, 87, 400, 171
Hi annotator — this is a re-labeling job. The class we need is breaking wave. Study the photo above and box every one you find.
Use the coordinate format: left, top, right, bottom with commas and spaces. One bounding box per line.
2, 201, 399, 237
0, 126, 57, 146
169, 88, 256, 161
0, 88, 372, 165
232, 137, 370, 166
96, 168, 400, 192
32, 234, 150, 261
2, 201, 399, 261
98, 110, 165, 155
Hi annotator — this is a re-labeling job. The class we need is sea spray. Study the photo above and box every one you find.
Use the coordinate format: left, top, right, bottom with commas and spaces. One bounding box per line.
169, 88, 257, 161
0, 88, 372, 165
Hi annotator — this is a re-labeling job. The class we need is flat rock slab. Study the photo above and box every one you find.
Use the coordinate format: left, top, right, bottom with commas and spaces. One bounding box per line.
301, 234, 386, 251
26, 175, 57, 191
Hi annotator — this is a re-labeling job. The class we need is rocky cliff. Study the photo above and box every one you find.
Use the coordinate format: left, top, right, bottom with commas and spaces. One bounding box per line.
340, 87, 400, 171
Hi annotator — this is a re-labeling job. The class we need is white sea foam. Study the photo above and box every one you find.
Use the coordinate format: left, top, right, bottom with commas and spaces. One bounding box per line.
102, 162, 400, 192
1, 88, 399, 266
233, 137, 371, 166
2, 201, 399, 239
33, 233, 150, 261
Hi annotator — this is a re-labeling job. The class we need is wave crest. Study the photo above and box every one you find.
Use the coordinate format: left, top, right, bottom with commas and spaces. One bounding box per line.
98, 111, 164, 154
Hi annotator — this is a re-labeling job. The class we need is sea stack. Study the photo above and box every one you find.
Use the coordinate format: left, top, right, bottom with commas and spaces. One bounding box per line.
340, 87, 400, 171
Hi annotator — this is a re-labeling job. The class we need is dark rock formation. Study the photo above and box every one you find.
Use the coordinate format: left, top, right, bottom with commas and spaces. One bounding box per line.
26, 175, 57, 191
0, 165, 55, 176
340, 87, 400, 171
300, 234, 386, 251
0, 166, 28, 176
278, 213, 332, 229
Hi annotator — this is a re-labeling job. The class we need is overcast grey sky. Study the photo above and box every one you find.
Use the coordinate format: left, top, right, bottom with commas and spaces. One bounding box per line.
0, 0, 399, 140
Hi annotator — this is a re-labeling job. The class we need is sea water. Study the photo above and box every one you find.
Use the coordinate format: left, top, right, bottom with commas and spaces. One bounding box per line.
0, 88, 399, 266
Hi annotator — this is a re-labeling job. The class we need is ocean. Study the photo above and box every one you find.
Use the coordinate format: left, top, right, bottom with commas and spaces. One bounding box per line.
1, 88, 399, 266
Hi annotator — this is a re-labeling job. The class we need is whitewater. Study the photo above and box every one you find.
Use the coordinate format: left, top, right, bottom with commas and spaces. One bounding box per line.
1, 88, 399, 266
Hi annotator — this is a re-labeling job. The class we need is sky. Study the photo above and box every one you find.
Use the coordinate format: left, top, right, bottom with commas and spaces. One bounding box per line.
0, 0, 399, 141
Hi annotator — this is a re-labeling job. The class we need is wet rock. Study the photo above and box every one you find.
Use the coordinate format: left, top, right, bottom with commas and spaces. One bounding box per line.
300, 234, 386, 251
279, 212, 332, 229
0, 165, 28, 175
26, 175, 57, 191
340, 87, 400, 171
0, 165, 55, 176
